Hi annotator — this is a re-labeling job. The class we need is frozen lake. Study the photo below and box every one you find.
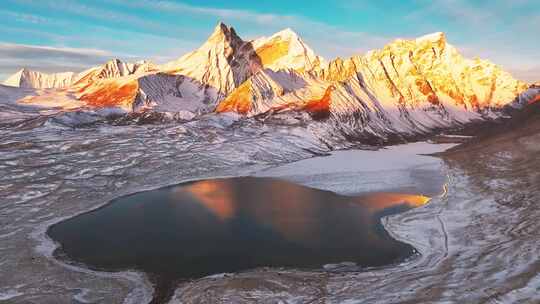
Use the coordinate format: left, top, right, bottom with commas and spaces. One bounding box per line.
258, 142, 455, 196
46, 142, 452, 302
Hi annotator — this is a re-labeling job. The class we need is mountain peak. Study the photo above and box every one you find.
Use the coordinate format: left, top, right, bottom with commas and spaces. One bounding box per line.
273, 28, 299, 39
3, 67, 76, 89
415, 32, 446, 45
252, 28, 324, 72
104, 58, 123, 66
208, 22, 241, 44
212, 21, 229, 34
161, 21, 258, 95
13, 67, 33, 77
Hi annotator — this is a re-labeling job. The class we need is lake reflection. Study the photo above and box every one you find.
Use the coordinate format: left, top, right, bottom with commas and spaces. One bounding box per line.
48, 177, 429, 293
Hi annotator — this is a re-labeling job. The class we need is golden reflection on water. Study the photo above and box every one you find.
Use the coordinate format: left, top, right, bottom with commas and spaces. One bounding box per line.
353, 192, 431, 213
248, 181, 320, 244
50, 177, 430, 283
172, 178, 431, 245
178, 180, 237, 220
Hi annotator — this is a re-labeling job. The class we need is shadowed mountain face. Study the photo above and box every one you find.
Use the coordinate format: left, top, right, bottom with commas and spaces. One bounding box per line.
48, 177, 429, 302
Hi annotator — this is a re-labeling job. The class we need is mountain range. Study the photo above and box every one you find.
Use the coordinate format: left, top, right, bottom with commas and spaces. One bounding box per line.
2, 22, 539, 142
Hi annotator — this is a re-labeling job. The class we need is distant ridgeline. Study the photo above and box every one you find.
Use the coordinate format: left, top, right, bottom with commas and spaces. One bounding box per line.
3, 22, 539, 143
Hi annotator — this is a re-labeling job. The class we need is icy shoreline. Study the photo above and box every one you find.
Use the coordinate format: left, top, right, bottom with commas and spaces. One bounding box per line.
168, 124, 540, 303
1, 129, 451, 304
165, 143, 454, 303
6, 108, 538, 304
0, 116, 329, 303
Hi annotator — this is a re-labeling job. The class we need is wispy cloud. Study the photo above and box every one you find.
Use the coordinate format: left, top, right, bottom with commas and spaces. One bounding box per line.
1, 0, 537, 82
0, 9, 53, 25
0, 43, 114, 80
0, 43, 110, 58
407, 0, 494, 25
104, 0, 391, 59
9, 0, 196, 39
4, 0, 395, 60
106, 0, 293, 26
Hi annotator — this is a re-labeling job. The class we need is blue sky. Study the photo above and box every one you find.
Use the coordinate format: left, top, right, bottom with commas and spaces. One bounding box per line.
0, 0, 538, 82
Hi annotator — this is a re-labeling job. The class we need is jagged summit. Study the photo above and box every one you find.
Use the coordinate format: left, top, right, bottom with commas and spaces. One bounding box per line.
272, 28, 298, 39
415, 32, 446, 44
161, 22, 260, 95
3, 68, 26, 87
99, 59, 133, 78
71, 58, 157, 88
208, 22, 242, 43
159, 22, 322, 96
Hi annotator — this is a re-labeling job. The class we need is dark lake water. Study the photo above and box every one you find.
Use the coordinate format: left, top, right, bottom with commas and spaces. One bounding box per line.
48, 177, 430, 299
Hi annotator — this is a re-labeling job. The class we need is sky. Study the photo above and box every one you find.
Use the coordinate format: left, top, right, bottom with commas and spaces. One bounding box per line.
0, 0, 538, 82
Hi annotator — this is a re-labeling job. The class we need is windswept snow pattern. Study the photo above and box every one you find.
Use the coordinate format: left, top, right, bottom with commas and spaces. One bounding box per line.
0, 103, 331, 303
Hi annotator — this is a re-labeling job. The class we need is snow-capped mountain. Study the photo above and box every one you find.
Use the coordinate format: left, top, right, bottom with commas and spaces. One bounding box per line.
215, 31, 535, 142
251, 28, 325, 72
9, 22, 330, 113
2, 22, 537, 141
220, 32, 527, 114
161, 22, 261, 96
3, 68, 78, 89
73, 59, 158, 85
161, 23, 325, 95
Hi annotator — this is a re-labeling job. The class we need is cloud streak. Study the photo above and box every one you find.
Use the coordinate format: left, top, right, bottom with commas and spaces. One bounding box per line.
107, 0, 293, 26
9, 0, 196, 39
104, 0, 392, 59
0, 43, 114, 80
0, 9, 53, 25
407, 0, 494, 25
1, 0, 538, 82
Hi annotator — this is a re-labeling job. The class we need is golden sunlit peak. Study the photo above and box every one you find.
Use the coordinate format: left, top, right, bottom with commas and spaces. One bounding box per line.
415, 32, 446, 44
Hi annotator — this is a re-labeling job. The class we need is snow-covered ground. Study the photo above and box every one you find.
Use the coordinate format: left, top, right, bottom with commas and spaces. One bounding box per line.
0, 99, 455, 304
258, 142, 455, 196
168, 118, 540, 304
2, 96, 539, 304
0, 110, 327, 303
